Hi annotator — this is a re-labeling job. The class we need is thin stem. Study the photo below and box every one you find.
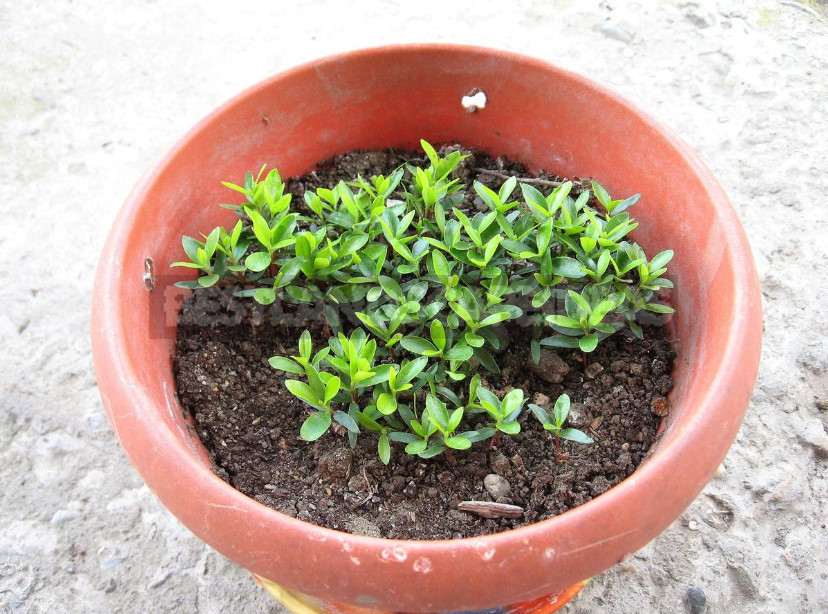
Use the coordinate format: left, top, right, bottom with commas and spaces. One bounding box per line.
473, 168, 565, 188
489, 430, 501, 449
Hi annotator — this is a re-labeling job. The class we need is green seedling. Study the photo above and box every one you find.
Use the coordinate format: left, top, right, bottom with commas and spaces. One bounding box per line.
529, 393, 593, 460
543, 287, 625, 352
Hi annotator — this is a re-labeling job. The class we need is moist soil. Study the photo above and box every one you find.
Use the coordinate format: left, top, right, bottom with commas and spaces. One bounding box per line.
173, 148, 676, 540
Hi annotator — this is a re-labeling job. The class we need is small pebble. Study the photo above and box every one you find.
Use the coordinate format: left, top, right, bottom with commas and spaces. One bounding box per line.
148, 570, 172, 589
652, 397, 669, 417
599, 22, 634, 44
567, 403, 588, 428
489, 452, 511, 476
484, 474, 512, 500
317, 449, 352, 479
684, 586, 707, 614
688, 520, 699, 531
50, 510, 79, 525
528, 351, 570, 383
584, 362, 604, 379
437, 471, 454, 485
532, 392, 551, 407
101, 557, 125, 571
403, 482, 418, 498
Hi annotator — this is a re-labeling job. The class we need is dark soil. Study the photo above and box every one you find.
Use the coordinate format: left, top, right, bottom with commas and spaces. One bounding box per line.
173, 148, 675, 540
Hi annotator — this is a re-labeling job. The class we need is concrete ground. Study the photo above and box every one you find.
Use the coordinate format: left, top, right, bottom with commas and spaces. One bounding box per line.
1, 0, 826, 612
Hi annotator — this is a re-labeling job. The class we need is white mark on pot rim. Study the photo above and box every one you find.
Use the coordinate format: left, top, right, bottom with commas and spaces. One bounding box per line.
413, 557, 432, 573
545, 547, 556, 559
474, 541, 496, 561
342, 542, 353, 552
307, 534, 328, 543
380, 546, 408, 562
461, 89, 487, 112
350, 556, 361, 566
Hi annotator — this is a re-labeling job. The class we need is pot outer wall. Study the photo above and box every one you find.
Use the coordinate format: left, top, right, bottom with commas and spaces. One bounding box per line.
91, 45, 763, 612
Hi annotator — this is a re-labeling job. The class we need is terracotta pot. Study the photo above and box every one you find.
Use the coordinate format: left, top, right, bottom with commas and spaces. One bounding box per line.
92, 44, 762, 613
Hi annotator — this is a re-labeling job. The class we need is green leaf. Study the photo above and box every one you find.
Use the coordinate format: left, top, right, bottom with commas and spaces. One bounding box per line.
334, 410, 359, 433
589, 297, 621, 326
299, 330, 312, 360
285, 380, 320, 407
479, 310, 512, 327
254, 288, 276, 305
244, 251, 271, 273
553, 393, 571, 425
497, 421, 521, 435
386, 234, 415, 263
426, 395, 450, 432
546, 315, 583, 330
286, 285, 315, 303
182, 235, 202, 262
473, 347, 500, 374
430, 319, 446, 351
366, 286, 383, 302
431, 250, 451, 279
539, 335, 580, 349
397, 356, 428, 386
591, 181, 611, 209
501, 389, 525, 417
173, 279, 202, 296
274, 258, 302, 288
447, 406, 465, 433
268, 356, 303, 374
579, 334, 599, 352
197, 274, 219, 288
531, 339, 541, 364
357, 365, 393, 387
449, 301, 475, 326
560, 428, 594, 444
300, 411, 332, 441
464, 332, 485, 347
377, 392, 398, 415
399, 336, 439, 355
378, 275, 403, 302
649, 250, 674, 272
378, 432, 391, 465
568, 290, 593, 315
644, 303, 675, 313
549, 257, 586, 278
532, 287, 552, 309
421, 138, 439, 166
529, 403, 552, 426
247, 209, 273, 250
405, 439, 428, 455
444, 436, 472, 450
325, 376, 341, 403
356, 412, 383, 432
204, 227, 221, 258
444, 345, 473, 361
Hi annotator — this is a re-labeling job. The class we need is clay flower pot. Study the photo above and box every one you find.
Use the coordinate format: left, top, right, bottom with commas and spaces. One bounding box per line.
92, 45, 762, 613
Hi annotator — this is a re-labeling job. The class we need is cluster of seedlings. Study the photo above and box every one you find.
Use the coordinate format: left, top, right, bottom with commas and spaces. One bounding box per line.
173, 141, 673, 463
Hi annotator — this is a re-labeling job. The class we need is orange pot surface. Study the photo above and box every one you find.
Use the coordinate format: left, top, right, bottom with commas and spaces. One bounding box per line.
91, 44, 762, 612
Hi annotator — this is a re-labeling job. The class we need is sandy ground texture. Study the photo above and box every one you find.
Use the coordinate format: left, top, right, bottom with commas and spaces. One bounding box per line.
1, 0, 827, 612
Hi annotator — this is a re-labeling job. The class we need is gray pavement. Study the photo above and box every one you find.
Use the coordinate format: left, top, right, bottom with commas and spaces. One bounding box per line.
1, 1, 826, 612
